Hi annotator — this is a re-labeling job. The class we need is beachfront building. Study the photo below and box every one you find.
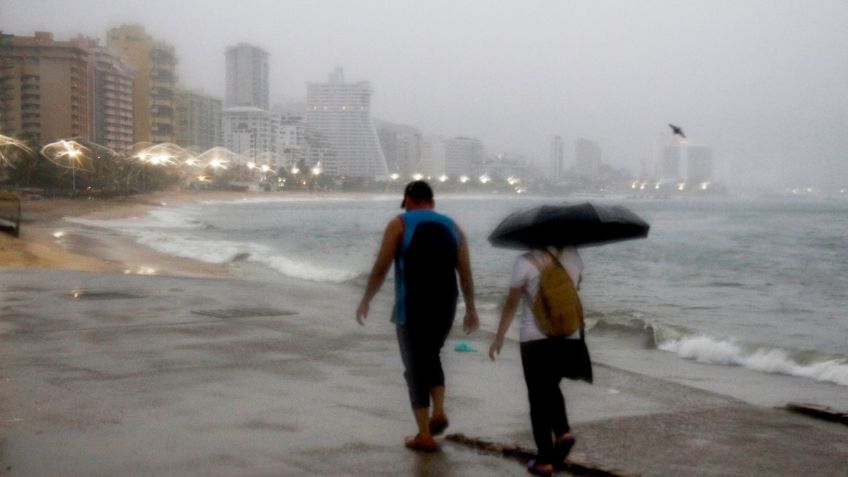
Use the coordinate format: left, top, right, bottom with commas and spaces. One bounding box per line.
76, 37, 135, 153
305, 68, 388, 178
445, 136, 484, 177
175, 88, 222, 152
660, 144, 683, 182
222, 107, 275, 163
225, 44, 269, 111
551, 135, 564, 180
419, 135, 447, 177
377, 120, 422, 178
275, 112, 305, 167
575, 138, 602, 181
0, 32, 92, 144
107, 24, 177, 144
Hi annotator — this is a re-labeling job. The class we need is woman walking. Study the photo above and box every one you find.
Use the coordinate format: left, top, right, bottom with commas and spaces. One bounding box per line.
489, 245, 590, 476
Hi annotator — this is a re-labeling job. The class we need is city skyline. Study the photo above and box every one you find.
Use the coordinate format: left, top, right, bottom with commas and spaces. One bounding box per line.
2, 0, 847, 191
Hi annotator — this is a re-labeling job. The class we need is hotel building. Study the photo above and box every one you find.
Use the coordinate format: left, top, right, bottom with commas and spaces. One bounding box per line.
107, 24, 177, 144
445, 136, 484, 176
0, 32, 92, 144
225, 44, 269, 110
175, 88, 222, 152
306, 68, 387, 178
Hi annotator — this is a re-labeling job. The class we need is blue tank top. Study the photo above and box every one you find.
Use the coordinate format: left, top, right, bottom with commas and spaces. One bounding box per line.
393, 210, 460, 325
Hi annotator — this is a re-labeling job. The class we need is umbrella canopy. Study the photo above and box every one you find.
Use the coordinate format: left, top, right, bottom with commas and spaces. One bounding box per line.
488, 202, 650, 249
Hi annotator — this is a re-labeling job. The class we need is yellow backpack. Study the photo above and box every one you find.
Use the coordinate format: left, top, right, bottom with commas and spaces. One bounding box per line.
528, 250, 583, 337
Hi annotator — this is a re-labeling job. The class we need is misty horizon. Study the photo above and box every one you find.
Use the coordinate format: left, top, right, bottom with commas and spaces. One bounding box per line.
2, 0, 846, 192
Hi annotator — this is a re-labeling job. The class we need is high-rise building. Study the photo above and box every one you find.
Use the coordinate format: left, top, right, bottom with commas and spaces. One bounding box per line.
175, 88, 222, 152
225, 44, 269, 110
660, 143, 714, 185
660, 145, 683, 182
377, 120, 422, 177
550, 135, 564, 180
275, 112, 305, 167
445, 136, 484, 176
305, 68, 387, 178
420, 136, 446, 176
73, 36, 135, 153
222, 106, 274, 162
107, 24, 177, 144
0, 32, 92, 144
575, 138, 602, 180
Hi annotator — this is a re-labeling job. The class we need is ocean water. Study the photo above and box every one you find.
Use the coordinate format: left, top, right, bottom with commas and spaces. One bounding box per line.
67, 195, 848, 393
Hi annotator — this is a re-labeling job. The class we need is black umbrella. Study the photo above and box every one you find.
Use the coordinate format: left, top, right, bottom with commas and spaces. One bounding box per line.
488, 202, 650, 249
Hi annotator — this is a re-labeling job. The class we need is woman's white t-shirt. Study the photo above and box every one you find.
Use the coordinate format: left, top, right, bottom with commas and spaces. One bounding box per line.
510, 246, 583, 342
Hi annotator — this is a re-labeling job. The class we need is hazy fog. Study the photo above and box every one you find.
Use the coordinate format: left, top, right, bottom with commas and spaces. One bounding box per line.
2, 0, 846, 192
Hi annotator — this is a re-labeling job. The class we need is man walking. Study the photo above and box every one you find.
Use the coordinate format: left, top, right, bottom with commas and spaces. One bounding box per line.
356, 180, 479, 451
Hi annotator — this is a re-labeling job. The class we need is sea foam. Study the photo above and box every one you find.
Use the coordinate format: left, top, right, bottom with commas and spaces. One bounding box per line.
658, 334, 848, 386
64, 214, 359, 284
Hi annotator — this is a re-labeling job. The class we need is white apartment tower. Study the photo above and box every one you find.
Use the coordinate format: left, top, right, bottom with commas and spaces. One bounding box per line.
222, 107, 274, 162
305, 68, 388, 178
225, 44, 269, 110
445, 137, 484, 176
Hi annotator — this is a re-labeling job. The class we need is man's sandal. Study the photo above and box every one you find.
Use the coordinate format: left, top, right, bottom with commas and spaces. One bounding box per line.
404, 434, 439, 452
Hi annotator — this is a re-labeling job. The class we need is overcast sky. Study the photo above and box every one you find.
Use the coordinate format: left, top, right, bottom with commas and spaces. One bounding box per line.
2, 0, 847, 191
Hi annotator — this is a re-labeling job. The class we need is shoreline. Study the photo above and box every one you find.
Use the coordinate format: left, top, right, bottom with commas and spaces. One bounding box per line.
2, 192, 848, 475
0, 188, 461, 278
0, 189, 356, 278
4, 189, 848, 409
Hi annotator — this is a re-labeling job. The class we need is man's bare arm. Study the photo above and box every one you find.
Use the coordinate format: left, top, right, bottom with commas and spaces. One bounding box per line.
356, 217, 402, 325
456, 226, 479, 333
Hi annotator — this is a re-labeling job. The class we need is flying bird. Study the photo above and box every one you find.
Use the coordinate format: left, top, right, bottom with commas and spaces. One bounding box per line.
668, 124, 687, 139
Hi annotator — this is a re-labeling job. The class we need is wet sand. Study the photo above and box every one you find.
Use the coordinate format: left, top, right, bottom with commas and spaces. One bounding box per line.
2, 192, 848, 476
0, 189, 368, 276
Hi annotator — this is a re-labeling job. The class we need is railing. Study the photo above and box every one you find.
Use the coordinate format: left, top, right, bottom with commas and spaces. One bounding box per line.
0, 191, 21, 237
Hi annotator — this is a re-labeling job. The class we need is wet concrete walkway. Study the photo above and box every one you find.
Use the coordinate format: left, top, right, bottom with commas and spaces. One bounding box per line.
1, 269, 847, 476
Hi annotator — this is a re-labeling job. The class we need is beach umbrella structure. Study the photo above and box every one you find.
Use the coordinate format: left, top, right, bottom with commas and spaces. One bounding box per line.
0, 134, 33, 169
40, 140, 96, 192
488, 202, 650, 250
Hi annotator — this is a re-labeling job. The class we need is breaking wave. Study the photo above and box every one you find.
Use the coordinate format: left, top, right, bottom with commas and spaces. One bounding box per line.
587, 316, 848, 386
63, 216, 359, 284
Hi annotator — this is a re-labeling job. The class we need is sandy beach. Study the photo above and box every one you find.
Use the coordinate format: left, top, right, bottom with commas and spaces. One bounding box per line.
2, 191, 848, 476
0, 191, 257, 275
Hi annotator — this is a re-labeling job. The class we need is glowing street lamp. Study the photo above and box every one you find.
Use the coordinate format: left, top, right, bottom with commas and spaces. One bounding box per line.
412, 173, 423, 181
438, 174, 448, 183
41, 140, 93, 191
479, 174, 491, 184
208, 158, 229, 170
459, 175, 470, 184
390, 173, 400, 181
0, 134, 33, 168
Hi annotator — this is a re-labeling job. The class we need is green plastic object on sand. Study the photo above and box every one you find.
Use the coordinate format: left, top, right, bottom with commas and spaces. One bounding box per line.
454, 341, 477, 352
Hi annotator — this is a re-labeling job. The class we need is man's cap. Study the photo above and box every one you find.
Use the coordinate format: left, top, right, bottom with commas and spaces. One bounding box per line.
401, 180, 434, 208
